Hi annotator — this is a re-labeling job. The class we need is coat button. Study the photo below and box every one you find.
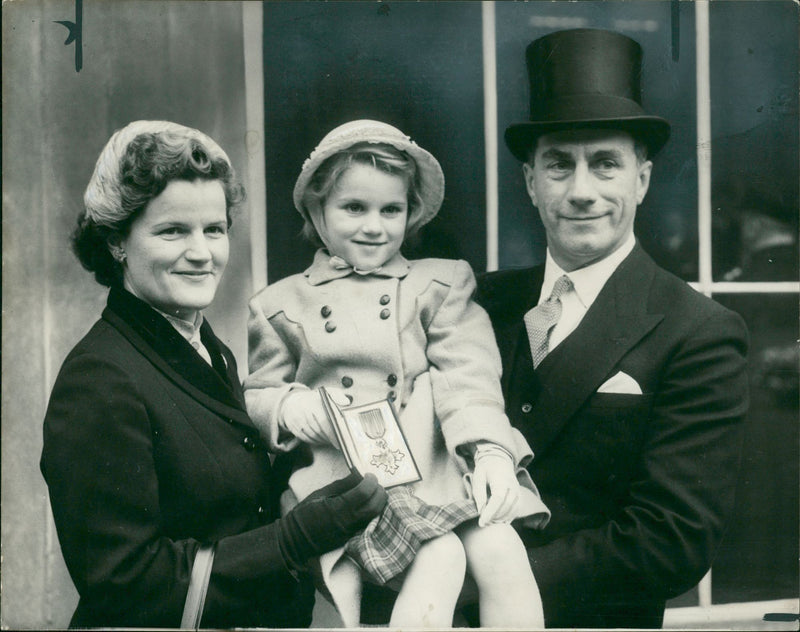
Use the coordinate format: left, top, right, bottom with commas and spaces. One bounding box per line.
521, 403, 533, 414
325, 321, 336, 332
243, 436, 257, 450
388, 390, 397, 401
387, 374, 397, 386
379, 294, 391, 305
341, 376, 353, 388
321, 305, 332, 317
380, 308, 391, 320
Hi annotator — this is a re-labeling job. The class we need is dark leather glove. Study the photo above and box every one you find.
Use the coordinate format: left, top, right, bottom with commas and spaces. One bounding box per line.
278, 472, 387, 570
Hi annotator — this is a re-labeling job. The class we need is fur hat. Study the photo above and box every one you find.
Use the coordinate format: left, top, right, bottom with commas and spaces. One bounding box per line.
293, 119, 445, 227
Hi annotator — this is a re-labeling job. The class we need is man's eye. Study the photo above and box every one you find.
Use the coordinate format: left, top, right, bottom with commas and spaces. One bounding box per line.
206, 225, 227, 236
546, 161, 573, 177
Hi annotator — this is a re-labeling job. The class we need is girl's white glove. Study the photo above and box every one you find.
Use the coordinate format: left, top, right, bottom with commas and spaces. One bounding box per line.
280, 387, 351, 446
471, 442, 520, 527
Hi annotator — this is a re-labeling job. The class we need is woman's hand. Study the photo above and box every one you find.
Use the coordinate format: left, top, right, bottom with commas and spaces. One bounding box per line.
278, 472, 388, 570
280, 387, 350, 446
471, 446, 520, 527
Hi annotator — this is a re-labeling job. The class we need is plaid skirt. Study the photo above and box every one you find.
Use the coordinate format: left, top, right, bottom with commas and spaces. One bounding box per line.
343, 485, 478, 585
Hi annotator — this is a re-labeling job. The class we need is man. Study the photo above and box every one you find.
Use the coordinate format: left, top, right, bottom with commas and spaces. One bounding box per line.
475, 29, 749, 628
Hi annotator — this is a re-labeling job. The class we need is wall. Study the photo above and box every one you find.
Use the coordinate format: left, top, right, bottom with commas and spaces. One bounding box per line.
1, 1, 252, 627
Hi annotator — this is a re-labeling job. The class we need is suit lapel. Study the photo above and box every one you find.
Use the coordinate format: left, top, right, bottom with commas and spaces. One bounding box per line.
523, 246, 664, 456
496, 267, 544, 393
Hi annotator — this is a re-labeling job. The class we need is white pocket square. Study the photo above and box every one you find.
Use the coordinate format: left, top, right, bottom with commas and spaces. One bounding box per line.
597, 371, 642, 394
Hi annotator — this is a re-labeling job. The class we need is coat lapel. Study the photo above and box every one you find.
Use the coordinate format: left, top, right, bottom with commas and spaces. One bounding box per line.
479, 266, 544, 394
103, 289, 254, 428
503, 273, 543, 393
524, 246, 664, 456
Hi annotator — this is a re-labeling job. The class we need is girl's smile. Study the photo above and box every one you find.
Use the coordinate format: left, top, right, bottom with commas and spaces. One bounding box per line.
321, 163, 408, 271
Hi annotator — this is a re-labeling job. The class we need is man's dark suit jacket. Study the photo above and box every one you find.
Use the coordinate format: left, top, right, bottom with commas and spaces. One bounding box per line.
41, 288, 313, 628
475, 244, 748, 628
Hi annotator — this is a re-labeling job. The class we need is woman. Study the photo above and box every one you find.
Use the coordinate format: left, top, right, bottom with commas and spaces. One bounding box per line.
40, 120, 386, 628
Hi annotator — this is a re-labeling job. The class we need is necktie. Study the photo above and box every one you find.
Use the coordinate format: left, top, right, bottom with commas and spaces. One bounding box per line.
524, 275, 573, 368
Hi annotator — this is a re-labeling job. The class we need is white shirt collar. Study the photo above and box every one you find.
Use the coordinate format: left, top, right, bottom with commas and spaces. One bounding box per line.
157, 309, 205, 345
158, 310, 215, 366
540, 233, 636, 308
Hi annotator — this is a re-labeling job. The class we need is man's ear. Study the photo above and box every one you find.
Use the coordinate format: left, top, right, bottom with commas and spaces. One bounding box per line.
522, 163, 538, 207
636, 160, 653, 205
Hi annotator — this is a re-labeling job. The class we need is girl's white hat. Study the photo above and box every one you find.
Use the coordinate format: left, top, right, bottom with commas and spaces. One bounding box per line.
293, 119, 445, 227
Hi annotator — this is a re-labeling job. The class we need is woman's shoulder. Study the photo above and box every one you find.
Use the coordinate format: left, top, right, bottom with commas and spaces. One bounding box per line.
56, 316, 148, 381
44, 320, 150, 442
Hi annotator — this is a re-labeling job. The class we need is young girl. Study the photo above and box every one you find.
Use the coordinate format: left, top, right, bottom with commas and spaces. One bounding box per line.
244, 120, 549, 628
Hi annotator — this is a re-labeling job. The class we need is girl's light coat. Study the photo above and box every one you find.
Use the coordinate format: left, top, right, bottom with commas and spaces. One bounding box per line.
245, 250, 549, 624
245, 250, 546, 512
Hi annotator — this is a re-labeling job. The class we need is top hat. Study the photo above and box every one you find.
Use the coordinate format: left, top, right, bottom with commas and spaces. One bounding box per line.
505, 29, 671, 161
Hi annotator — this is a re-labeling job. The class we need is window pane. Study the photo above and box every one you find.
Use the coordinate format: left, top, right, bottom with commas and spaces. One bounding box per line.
710, 2, 799, 282
495, 1, 699, 278
712, 292, 799, 602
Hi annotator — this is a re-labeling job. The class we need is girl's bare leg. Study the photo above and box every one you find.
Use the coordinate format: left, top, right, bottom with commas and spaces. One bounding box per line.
459, 523, 545, 628
389, 532, 467, 628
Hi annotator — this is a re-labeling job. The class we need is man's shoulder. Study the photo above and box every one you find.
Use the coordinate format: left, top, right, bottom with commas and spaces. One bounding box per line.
629, 249, 746, 332
475, 265, 543, 318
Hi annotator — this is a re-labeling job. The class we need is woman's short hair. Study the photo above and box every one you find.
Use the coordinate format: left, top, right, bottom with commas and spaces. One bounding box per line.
299, 142, 425, 244
73, 121, 245, 287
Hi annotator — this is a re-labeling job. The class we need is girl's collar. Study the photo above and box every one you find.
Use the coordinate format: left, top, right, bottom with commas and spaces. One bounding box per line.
304, 249, 410, 285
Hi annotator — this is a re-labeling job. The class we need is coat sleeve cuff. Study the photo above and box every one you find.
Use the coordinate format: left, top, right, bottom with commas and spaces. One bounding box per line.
245, 383, 309, 452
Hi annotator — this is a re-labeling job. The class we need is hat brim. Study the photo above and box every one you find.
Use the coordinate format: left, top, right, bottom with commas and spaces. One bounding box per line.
293, 121, 445, 227
504, 116, 671, 162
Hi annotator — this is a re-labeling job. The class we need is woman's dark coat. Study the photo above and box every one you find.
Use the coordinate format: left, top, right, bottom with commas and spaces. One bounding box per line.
41, 288, 313, 628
